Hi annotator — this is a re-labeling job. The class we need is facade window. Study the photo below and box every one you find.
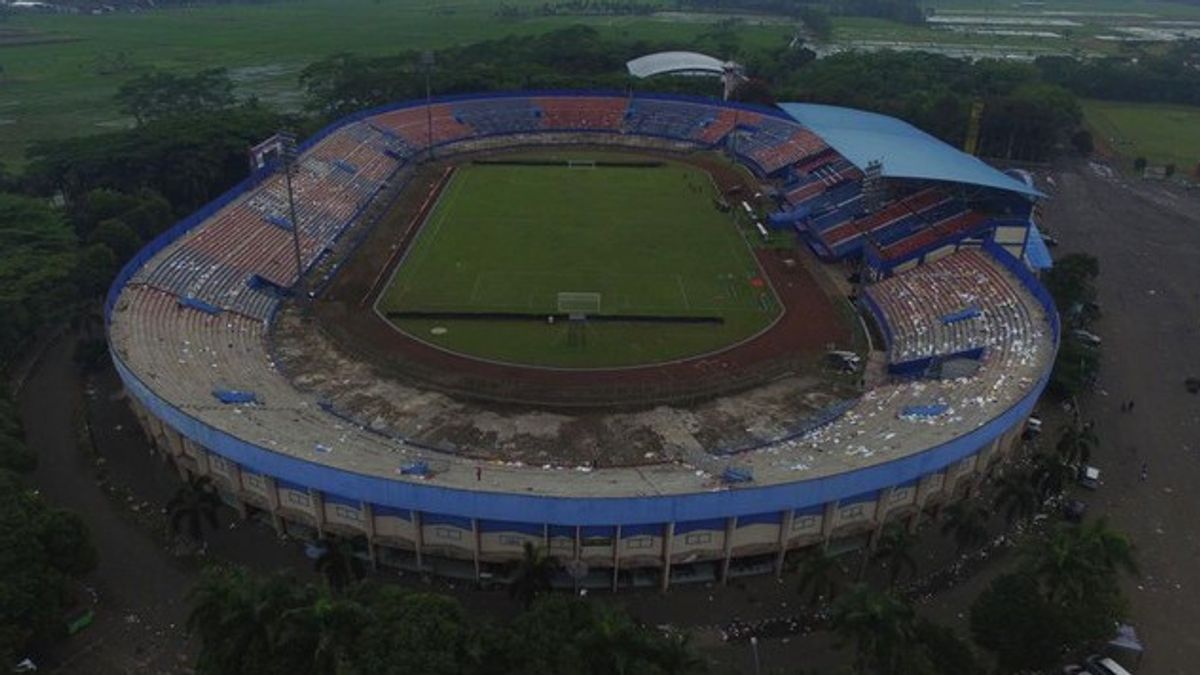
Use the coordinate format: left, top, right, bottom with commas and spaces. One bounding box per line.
682, 532, 713, 546
891, 488, 911, 504
498, 535, 526, 547
286, 491, 311, 508
582, 537, 612, 548
625, 536, 655, 550
243, 474, 264, 490
208, 455, 227, 474
840, 504, 866, 521
333, 504, 361, 522
793, 515, 820, 532
434, 527, 463, 542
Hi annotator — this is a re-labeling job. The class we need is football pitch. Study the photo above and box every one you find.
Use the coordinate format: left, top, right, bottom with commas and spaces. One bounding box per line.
377, 156, 780, 368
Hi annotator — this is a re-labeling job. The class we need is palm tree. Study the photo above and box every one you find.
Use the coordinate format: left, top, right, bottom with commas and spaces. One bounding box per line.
187, 566, 308, 674
168, 473, 222, 545
1056, 420, 1098, 465
795, 547, 845, 605
940, 501, 991, 555
313, 536, 366, 592
1023, 518, 1138, 604
508, 541, 557, 608
830, 584, 919, 675
1032, 451, 1075, 500
993, 469, 1041, 524
276, 587, 365, 675
871, 524, 918, 589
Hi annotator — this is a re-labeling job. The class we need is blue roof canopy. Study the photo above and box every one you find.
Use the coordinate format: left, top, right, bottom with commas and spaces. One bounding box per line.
1025, 223, 1054, 270
776, 103, 1043, 199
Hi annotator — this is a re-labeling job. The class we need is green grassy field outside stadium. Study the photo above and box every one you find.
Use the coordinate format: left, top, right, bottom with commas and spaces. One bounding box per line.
377, 156, 779, 368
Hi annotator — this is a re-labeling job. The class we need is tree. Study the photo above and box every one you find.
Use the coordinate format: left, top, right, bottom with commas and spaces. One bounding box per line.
794, 546, 845, 604
993, 469, 1040, 524
871, 524, 918, 588
313, 536, 366, 592
1024, 518, 1138, 603
167, 473, 222, 546
348, 586, 481, 675
970, 572, 1071, 672
939, 501, 990, 555
507, 541, 556, 608
1070, 128, 1094, 155
830, 584, 923, 675
0, 194, 80, 371
188, 566, 316, 675
116, 68, 237, 125
1032, 450, 1076, 500
0, 470, 97, 666
972, 529, 1132, 675
1055, 419, 1098, 465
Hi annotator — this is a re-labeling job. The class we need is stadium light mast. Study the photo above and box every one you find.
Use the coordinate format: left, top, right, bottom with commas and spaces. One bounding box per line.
279, 131, 304, 298
421, 50, 435, 159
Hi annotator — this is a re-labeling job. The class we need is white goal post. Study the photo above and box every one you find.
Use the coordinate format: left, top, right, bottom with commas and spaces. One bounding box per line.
567, 159, 597, 169
557, 292, 601, 315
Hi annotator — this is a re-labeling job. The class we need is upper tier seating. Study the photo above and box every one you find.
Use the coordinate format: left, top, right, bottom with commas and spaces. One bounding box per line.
372, 104, 475, 148
736, 118, 828, 174
864, 249, 1036, 366
624, 99, 716, 140
536, 97, 628, 132
820, 188, 951, 256
453, 97, 543, 136
132, 123, 404, 320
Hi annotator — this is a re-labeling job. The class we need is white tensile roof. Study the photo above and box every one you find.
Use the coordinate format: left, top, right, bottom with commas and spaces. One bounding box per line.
626, 51, 727, 78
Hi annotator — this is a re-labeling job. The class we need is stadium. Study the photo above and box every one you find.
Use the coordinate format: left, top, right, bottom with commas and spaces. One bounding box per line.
105, 89, 1059, 590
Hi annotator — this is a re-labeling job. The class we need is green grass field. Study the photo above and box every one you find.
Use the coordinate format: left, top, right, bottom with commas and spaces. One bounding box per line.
1083, 99, 1200, 175
378, 157, 778, 368
0, 0, 791, 167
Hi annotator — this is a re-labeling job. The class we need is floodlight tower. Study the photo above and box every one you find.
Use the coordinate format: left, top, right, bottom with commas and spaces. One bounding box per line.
421, 50, 436, 159
279, 131, 304, 296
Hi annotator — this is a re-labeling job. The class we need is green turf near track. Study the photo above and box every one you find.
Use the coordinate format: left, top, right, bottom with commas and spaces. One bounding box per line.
1083, 99, 1200, 177
378, 157, 779, 368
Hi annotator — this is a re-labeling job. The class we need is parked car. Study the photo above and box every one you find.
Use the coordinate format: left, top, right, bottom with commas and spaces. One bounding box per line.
1084, 655, 1134, 675
1072, 329, 1102, 347
1078, 465, 1101, 490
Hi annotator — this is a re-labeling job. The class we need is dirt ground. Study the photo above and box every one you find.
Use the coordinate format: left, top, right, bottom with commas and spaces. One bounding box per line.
1032, 160, 1200, 674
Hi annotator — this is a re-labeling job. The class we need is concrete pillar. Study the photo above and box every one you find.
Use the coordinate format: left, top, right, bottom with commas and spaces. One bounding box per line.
870, 487, 895, 550
226, 462, 248, 519
197, 446, 212, 477
361, 503, 378, 570
264, 476, 284, 536
775, 509, 794, 578
611, 525, 622, 592
660, 522, 675, 592
720, 517, 737, 585
413, 511, 424, 570
821, 500, 840, 549
472, 519, 481, 583
310, 490, 326, 540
